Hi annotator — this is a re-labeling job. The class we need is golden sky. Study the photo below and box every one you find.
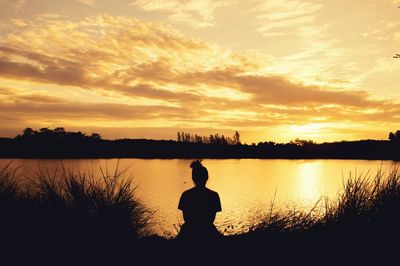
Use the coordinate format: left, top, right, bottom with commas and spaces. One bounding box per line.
0, 0, 399, 143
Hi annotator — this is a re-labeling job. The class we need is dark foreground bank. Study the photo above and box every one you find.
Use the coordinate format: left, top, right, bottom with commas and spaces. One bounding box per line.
1, 163, 399, 265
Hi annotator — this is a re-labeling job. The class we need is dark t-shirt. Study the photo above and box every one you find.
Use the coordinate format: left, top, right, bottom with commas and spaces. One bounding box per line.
178, 187, 221, 225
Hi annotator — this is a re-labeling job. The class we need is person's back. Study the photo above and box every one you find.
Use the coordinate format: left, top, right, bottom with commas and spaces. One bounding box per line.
177, 160, 221, 241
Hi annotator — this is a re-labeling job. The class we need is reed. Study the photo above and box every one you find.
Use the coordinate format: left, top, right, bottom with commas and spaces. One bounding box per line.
231, 166, 400, 264
0, 161, 152, 264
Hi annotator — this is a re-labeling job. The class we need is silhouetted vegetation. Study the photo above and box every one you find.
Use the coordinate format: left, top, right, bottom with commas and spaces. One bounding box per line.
220, 167, 400, 264
1, 163, 400, 264
252, 167, 400, 234
15, 127, 102, 141
389, 129, 400, 142
177, 130, 241, 145
1, 127, 399, 160
0, 162, 151, 265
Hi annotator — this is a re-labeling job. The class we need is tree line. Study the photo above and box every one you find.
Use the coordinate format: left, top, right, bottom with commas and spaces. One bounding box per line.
15, 127, 102, 141
177, 131, 241, 145
10, 127, 400, 145
0, 127, 399, 159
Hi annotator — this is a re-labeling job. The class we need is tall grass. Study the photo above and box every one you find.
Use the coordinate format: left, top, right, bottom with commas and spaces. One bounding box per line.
221, 166, 400, 264
244, 166, 400, 234
0, 161, 152, 264
322, 167, 400, 229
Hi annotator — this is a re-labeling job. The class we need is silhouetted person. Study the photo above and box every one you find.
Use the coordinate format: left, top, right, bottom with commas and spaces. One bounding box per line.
178, 160, 222, 241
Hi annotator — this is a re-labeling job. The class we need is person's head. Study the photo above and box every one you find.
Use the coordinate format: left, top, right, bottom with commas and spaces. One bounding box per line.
190, 160, 208, 187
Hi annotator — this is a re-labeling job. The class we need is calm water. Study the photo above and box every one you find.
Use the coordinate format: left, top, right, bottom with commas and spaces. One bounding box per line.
0, 159, 395, 236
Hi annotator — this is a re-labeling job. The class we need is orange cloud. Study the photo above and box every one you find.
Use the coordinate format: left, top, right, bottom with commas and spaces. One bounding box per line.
0, 14, 398, 142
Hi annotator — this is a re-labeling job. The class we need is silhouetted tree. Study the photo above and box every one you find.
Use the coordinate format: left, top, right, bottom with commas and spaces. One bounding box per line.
54, 127, 66, 134
90, 133, 101, 140
22, 128, 35, 138
290, 138, 316, 147
389, 130, 400, 142
389, 132, 396, 141
39, 127, 51, 134
194, 134, 203, 143
234, 131, 241, 144
209, 134, 215, 144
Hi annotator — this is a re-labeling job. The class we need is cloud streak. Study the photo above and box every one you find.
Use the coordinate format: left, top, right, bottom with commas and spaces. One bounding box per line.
130, 0, 231, 28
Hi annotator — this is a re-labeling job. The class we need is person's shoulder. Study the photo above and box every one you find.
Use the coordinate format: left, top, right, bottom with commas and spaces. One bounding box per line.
182, 187, 196, 196
205, 187, 219, 197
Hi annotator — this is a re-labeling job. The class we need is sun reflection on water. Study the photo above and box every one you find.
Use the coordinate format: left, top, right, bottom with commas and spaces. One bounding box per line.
295, 161, 323, 207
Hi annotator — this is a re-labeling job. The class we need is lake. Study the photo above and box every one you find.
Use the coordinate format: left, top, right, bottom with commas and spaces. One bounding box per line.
0, 158, 396, 236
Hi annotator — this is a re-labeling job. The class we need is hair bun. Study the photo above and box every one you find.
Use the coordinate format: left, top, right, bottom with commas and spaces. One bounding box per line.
190, 160, 203, 169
